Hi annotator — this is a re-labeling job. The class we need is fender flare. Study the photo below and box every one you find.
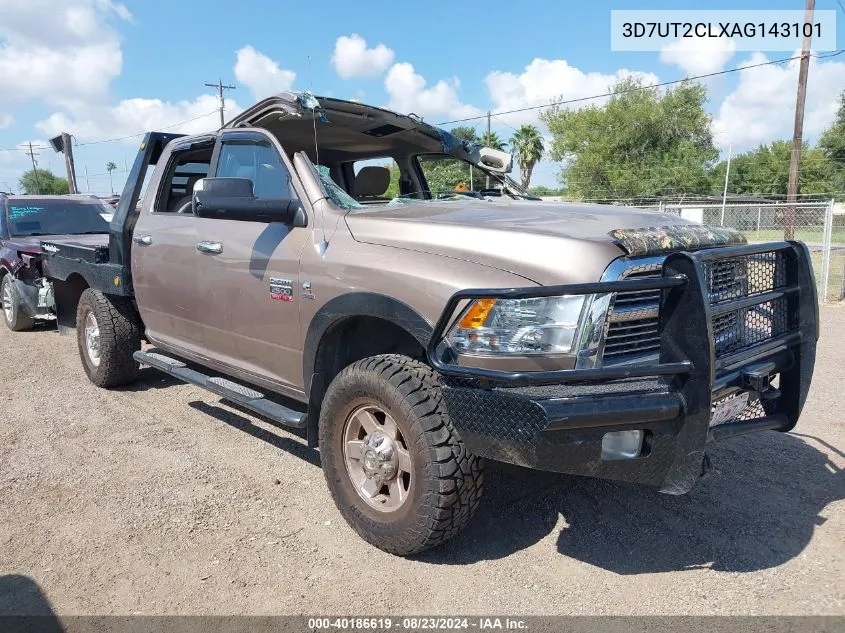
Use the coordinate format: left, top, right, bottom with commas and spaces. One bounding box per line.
302, 292, 433, 393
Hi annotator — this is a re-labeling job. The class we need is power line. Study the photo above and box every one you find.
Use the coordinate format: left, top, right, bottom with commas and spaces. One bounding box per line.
436, 50, 845, 126
0, 144, 46, 153
0, 110, 219, 153
1, 50, 842, 153
75, 110, 219, 147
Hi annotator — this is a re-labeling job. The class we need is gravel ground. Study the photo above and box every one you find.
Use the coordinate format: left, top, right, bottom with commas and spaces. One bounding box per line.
0, 309, 843, 616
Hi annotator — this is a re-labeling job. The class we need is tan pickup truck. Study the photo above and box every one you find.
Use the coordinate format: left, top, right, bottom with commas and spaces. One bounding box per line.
38, 92, 818, 555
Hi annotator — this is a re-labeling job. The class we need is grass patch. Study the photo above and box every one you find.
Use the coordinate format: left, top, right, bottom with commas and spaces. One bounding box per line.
743, 228, 845, 246
809, 251, 845, 302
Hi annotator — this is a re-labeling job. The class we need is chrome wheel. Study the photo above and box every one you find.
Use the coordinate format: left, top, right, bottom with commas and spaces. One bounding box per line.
2, 281, 13, 324
342, 404, 413, 512
83, 311, 101, 367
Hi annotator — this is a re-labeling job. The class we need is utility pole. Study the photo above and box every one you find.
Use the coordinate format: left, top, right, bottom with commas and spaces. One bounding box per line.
205, 79, 236, 128
785, 0, 815, 240
61, 132, 78, 193
25, 142, 41, 194
486, 110, 491, 189
720, 143, 732, 226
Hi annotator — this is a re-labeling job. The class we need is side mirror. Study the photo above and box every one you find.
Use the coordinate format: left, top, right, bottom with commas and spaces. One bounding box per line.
192, 177, 306, 226
477, 147, 512, 173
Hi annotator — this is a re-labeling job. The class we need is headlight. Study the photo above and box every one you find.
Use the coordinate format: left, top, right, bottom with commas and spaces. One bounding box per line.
447, 295, 587, 355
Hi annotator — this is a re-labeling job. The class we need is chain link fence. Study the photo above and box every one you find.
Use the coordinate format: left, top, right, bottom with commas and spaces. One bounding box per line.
633, 200, 843, 304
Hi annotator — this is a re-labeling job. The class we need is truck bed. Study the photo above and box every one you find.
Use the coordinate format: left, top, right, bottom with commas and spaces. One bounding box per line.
40, 239, 132, 297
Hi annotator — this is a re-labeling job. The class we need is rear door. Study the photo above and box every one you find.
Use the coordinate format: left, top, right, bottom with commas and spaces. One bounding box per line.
191, 129, 311, 392
132, 139, 213, 356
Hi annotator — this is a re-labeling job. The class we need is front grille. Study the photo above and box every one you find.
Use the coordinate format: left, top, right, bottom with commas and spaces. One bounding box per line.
602, 249, 796, 364
604, 265, 662, 362
703, 250, 794, 358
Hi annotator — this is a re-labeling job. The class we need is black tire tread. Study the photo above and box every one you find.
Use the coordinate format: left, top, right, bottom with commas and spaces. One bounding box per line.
76, 288, 141, 387
320, 354, 483, 555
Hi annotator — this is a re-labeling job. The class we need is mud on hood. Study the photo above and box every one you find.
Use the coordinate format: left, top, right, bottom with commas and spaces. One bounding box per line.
344, 200, 723, 285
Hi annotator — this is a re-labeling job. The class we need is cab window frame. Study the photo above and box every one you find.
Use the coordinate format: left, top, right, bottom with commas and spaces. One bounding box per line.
209, 129, 306, 208
151, 140, 215, 215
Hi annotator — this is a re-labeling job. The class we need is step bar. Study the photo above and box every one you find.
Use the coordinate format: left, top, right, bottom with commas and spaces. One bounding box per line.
133, 351, 307, 429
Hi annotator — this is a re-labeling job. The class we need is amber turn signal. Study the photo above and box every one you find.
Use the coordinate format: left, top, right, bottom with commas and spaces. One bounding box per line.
458, 299, 496, 329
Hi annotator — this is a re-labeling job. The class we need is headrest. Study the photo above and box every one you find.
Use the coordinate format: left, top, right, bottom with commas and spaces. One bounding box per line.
354, 166, 390, 197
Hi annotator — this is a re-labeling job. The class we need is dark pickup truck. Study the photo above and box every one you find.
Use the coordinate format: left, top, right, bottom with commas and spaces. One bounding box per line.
0, 195, 111, 331
37, 92, 818, 555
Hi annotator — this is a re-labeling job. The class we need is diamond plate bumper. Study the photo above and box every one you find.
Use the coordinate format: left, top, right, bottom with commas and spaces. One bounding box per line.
427, 242, 818, 494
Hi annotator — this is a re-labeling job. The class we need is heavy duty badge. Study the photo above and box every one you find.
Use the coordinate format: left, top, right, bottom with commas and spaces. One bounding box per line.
269, 278, 294, 302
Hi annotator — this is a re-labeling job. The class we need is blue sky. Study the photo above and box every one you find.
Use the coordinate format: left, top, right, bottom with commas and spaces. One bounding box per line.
1, 0, 843, 195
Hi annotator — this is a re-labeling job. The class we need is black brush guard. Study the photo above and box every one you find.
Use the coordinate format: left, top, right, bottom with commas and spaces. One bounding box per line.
425, 242, 818, 494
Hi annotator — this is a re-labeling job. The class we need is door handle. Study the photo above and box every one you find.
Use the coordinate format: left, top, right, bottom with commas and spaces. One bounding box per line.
196, 241, 223, 255
133, 235, 152, 246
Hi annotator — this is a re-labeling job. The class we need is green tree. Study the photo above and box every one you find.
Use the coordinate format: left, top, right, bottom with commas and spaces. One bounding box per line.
383, 161, 401, 199
479, 131, 506, 151
711, 140, 834, 197
818, 90, 845, 198
449, 126, 480, 143
541, 78, 718, 200
18, 168, 70, 195
106, 161, 118, 195
528, 185, 567, 196
510, 124, 545, 188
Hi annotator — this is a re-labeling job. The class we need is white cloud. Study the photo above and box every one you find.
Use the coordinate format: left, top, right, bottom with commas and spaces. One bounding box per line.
659, 36, 737, 75
713, 52, 845, 151
384, 62, 482, 123
485, 58, 660, 127
234, 45, 296, 100
0, 114, 13, 129
0, 0, 129, 106
36, 94, 243, 142
332, 34, 395, 79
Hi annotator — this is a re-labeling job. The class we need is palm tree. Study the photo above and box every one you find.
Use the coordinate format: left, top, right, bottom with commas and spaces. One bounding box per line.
479, 131, 506, 151
510, 125, 545, 189
106, 161, 117, 195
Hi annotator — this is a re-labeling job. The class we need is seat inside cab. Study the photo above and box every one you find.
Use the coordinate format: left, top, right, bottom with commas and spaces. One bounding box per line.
352, 166, 391, 204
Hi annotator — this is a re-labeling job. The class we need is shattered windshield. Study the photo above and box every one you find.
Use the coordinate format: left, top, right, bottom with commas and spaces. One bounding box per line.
315, 165, 363, 210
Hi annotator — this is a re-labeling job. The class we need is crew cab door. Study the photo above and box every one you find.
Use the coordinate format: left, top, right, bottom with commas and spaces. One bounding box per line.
191, 129, 310, 393
132, 138, 214, 356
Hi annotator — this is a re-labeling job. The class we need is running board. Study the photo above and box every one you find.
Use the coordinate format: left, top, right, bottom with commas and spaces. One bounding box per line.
133, 351, 307, 429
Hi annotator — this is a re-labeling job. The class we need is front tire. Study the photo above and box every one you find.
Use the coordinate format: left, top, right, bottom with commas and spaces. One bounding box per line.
1, 274, 35, 332
319, 354, 483, 555
76, 288, 141, 387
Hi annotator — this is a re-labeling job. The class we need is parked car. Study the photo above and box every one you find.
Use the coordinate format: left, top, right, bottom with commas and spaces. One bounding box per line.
39, 93, 818, 555
0, 194, 111, 330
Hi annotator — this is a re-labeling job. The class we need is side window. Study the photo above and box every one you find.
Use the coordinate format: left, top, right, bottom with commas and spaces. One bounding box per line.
417, 154, 488, 196
216, 138, 296, 200
154, 146, 212, 213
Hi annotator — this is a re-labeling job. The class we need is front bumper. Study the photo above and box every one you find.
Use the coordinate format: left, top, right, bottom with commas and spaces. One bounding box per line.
426, 242, 818, 494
